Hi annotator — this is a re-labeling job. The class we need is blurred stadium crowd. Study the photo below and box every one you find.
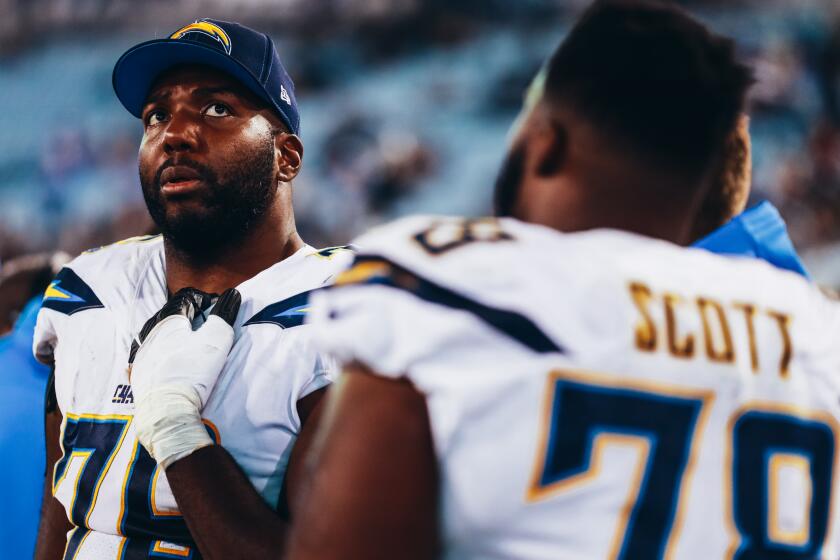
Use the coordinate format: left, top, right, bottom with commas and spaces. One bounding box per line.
1, 0, 840, 294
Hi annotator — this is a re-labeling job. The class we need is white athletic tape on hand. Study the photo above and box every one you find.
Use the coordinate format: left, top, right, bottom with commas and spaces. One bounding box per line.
131, 310, 236, 467
134, 385, 213, 469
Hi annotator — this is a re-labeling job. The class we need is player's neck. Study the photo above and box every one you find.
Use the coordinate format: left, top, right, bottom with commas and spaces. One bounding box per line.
519, 177, 699, 246
164, 198, 304, 295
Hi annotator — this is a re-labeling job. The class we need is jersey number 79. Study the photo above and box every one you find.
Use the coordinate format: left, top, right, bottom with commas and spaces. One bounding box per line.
529, 370, 834, 560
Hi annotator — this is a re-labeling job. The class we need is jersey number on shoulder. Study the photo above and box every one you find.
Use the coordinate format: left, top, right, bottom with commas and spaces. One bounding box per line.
529, 371, 835, 560
54, 414, 218, 559
414, 218, 513, 255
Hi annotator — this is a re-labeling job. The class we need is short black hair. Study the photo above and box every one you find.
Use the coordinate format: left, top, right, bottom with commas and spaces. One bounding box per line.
544, 0, 753, 179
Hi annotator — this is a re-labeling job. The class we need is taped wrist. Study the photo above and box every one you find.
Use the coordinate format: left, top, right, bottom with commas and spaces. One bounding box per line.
134, 385, 213, 469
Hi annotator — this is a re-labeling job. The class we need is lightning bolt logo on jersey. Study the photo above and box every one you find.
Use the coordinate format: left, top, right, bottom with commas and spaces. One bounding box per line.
307, 215, 840, 560
34, 235, 354, 559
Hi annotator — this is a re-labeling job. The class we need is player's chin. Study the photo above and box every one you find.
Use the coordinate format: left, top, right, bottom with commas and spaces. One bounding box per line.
157, 208, 227, 251
162, 202, 217, 226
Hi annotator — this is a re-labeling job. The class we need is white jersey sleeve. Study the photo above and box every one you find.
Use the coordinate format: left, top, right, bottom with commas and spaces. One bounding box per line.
308, 218, 554, 452
33, 300, 58, 364
33, 236, 159, 414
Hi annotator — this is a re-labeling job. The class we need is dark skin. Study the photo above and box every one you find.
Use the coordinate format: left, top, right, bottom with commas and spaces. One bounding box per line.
35, 376, 69, 560
138, 66, 305, 293
287, 365, 440, 560
689, 115, 752, 241
169, 387, 326, 558
503, 102, 710, 246
286, 93, 739, 558
35, 66, 320, 559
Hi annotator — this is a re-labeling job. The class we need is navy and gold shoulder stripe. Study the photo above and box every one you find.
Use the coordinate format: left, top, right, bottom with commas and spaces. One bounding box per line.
309, 245, 356, 260
42, 268, 104, 316
335, 256, 564, 355
82, 234, 161, 255
244, 289, 318, 329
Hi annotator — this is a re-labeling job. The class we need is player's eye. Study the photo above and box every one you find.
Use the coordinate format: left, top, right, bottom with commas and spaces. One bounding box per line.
145, 109, 168, 127
204, 103, 232, 118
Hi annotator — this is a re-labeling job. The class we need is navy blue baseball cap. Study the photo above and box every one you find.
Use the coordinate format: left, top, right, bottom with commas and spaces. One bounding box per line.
113, 19, 300, 134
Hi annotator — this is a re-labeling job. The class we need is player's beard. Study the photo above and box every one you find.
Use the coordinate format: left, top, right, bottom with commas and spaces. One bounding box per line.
140, 137, 276, 262
493, 144, 526, 218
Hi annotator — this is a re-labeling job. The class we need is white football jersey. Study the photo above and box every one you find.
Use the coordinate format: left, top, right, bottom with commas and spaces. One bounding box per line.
34, 235, 353, 560
307, 216, 840, 560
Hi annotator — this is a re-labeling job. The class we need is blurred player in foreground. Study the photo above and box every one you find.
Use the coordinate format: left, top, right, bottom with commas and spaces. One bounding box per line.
287, 1, 840, 558
33, 19, 351, 559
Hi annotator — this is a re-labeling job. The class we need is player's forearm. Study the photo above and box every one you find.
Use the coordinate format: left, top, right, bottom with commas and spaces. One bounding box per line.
35, 408, 72, 560
166, 445, 287, 560
287, 368, 440, 560
34, 491, 72, 560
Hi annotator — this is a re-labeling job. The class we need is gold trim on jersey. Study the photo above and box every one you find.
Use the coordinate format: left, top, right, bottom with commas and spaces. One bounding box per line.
65, 526, 92, 560
532, 431, 651, 559
768, 452, 811, 546
202, 418, 221, 444
724, 402, 839, 559
54, 450, 93, 518
52, 415, 70, 494
62, 526, 75, 559
526, 368, 714, 560
83, 234, 160, 254
55, 413, 133, 534
117, 440, 143, 534
150, 465, 181, 517
114, 234, 160, 246
152, 540, 193, 557
78, 414, 133, 529
335, 261, 390, 286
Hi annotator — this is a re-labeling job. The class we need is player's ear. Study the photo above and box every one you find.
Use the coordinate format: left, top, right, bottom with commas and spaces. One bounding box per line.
532, 113, 567, 179
275, 132, 303, 183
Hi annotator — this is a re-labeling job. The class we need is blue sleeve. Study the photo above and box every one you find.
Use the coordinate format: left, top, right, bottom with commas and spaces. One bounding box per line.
693, 201, 809, 278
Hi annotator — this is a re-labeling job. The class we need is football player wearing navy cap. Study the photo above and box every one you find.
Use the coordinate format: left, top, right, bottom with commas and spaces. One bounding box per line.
34, 19, 353, 559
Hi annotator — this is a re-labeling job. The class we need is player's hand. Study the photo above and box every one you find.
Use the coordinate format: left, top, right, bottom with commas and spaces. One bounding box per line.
129, 287, 241, 468
129, 287, 241, 408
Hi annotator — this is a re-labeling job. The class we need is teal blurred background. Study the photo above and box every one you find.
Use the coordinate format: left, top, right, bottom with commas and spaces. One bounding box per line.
1, 0, 839, 286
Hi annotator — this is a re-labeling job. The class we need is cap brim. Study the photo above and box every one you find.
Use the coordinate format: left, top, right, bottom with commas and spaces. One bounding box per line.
113, 39, 280, 123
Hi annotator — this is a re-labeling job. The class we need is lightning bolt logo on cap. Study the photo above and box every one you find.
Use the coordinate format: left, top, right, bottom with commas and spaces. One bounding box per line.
170, 20, 232, 55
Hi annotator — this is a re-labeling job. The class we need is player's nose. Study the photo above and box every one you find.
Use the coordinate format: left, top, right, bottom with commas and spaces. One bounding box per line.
162, 111, 201, 155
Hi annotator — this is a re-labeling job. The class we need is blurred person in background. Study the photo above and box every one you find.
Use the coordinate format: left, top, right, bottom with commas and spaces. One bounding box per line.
2, 0, 838, 286
33, 18, 353, 559
0, 251, 68, 559
38, 129, 95, 243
